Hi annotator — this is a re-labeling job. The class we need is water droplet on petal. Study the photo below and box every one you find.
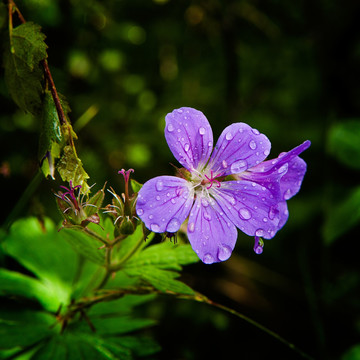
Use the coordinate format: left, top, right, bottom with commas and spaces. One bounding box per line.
222, 160, 228, 168
203, 212, 212, 221
264, 149, 270, 156
176, 109, 183, 113
184, 143, 190, 152
201, 198, 209, 207
268, 206, 277, 220
155, 180, 164, 191
166, 218, 181, 232
171, 198, 176, 204
167, 123, 174, 132
278, 163, 288, 174
252, 128, 260, 135
253, 236, 264, 254
249, 140, 257, 150
137, 208, 144, 216
284, 189, 292, 200
239, 208, 252, 220
203, 253, 215, 264
199, 127, 206, 135
225, 132, 233, 140
156, 196, 161, 201
255, 229, 264, 237
188, 222, 195, 233
208, 141, 213, 147
150, 223, 160, 232
217, 244, 232, 261
230, 159, 248, 173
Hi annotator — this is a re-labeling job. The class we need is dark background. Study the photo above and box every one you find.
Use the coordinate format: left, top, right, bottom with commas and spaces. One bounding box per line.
1, 0, 360, 359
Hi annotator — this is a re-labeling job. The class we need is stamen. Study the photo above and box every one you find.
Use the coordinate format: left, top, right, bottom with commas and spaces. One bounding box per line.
203, 170, 222, 189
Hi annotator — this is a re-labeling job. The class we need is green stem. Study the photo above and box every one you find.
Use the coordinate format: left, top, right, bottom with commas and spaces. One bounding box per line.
83, 227, 109, 246
111, 234, 145, 271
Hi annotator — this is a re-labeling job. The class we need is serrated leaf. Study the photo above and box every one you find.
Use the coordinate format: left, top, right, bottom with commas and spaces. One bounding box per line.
59, 227, 106, 265
323, 186, 360, 245
126, 242, 199, 271
2, 217, 78, 309
0, 310, 56, 350
4, 22, 47, 114
57, 144, 90, 193
328, 120, 360, 169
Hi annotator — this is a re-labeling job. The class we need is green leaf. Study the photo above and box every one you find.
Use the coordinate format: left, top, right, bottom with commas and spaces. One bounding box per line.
342, 344, 360, 360
59, 227, 106, 265
0, 268, 58, 310
123, 242, 199, 295
323, 186, 360, 244
130, 179, 142, 193
4, 22, 47, 115
57, 144, 90, 193
126, 242, 199, 271
0, 310, 56, 350
113, 225, 151, 263
2, 217, 78, 309
38, 90, 63, 179
328, 120, 360, 169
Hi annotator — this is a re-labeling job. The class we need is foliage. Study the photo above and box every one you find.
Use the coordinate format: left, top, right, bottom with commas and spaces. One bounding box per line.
1, 0, 360, 359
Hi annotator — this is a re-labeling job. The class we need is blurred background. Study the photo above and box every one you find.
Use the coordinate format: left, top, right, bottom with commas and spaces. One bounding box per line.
1, 0, 360, 359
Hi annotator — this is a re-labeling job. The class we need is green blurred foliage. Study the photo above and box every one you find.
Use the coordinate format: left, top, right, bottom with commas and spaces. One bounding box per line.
1, 0, 360, 359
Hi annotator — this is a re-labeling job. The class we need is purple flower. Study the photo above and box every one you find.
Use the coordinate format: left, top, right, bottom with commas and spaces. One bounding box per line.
136, 107, 310, 264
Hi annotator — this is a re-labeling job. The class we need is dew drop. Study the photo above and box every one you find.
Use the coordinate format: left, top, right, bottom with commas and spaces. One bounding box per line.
284, 189, 292, 200
208, 141, 213, 147
255, 229, 264, 237
239, 208, 252, 220
155, 180, 164, 191
222, 160, 228, 168
268, 206, 277, 220
230, 159, 247, 173
217, 244, 232, 261
188, 222, 195, 233
150, 223, 160, 232
278, 163, 288, 174
203, 212, 212, 221
203, 253, 215, 264
176, 109, 183, 113
148, 214, 153, 220
166, 218, 180, 232
249, 140, 257, 150
225, 132, 233, 140
156, 195, 161, 201
199, 127, 206, 135
252, 128, 260, 135
264, 149, 270, 156
171, 198, 176, 204
184, 143, 190, 152
137, 208, 144, 216
167, 123, 174, 132
253, 237, 264, 254
201, 198, 209, 207
263, 217, 268, 222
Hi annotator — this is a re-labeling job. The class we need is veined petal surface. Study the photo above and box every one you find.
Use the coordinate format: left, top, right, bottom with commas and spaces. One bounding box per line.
165, 107, 213, 172
208, 123, 271, 177
136, 176, 194, 233
187, 194, 237, 264
213, 180, 280, 239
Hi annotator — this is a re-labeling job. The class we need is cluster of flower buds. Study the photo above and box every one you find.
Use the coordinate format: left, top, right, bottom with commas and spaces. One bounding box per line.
103, 169, 139, 236
55, 181, 105, 229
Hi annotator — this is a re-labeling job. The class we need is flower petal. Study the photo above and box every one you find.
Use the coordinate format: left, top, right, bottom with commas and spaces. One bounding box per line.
240, 140, 310, 202
136, 176, 194, 233
207, 123, 271, 177
212, 180, 280, 239
165, 107, 213, 172
187, 194, 237, 264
